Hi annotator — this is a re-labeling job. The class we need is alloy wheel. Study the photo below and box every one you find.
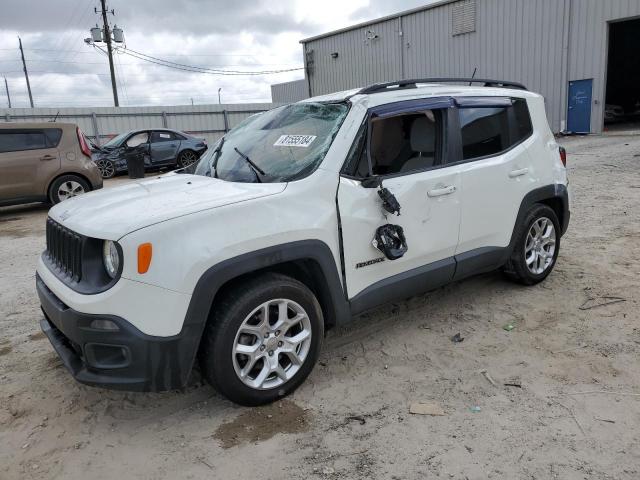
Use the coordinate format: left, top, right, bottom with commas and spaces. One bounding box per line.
57, 181, 85, 201
232, 298, 312, 390
95, 159, 115, 178
524, 217, 556, 274
179, 151, 198, 167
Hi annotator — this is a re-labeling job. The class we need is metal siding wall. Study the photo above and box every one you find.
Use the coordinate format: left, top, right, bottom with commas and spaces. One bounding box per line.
305, 0, 568, 132
0, 103, 274, 145
568, 0, 640, 132
307, 18, 403, 94
271, 79, 308, 103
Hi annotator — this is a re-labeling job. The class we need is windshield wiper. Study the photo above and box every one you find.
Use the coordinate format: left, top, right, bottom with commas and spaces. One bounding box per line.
210, 136, 225, 178
234, 147, 265, 183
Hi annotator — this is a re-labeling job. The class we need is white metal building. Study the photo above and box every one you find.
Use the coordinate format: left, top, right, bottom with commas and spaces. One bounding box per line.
281, 0, 640, 134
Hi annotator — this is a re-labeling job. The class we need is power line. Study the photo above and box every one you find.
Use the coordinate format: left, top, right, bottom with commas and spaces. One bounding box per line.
119, 48, 303, 75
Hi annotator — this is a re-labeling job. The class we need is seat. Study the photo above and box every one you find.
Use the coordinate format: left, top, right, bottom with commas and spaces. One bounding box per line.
400, 116, 436, 172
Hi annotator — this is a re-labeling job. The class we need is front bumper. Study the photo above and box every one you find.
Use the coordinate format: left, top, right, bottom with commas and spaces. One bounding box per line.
37, 274, 195, 392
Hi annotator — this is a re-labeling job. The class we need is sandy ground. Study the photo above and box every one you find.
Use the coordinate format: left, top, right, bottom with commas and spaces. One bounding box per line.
1, 134, 639, 480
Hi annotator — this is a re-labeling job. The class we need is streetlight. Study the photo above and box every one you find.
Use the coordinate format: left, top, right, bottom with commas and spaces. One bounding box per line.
218, 88, 222, 105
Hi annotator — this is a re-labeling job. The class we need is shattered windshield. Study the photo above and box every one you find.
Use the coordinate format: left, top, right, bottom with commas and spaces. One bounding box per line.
193, 102, 349, 183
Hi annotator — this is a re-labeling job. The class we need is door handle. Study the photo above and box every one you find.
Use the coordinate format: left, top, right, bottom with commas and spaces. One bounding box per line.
40, 155, 56, 161
509, 168, 529, 178
427, 185, 456, 197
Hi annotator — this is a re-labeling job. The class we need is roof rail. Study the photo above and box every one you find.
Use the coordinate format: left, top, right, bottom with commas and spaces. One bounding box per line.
357, 78, 528, 95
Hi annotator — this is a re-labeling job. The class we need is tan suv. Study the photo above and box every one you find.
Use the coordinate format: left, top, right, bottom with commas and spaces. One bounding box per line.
0, 122, 103, 207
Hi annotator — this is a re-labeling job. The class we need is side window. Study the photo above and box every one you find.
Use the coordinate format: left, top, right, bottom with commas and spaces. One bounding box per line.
44, 128, 63, 148
458, 98, 533, 161
0, 130, 47, 153
349, 110, 442, 177
512, 98, 533, 141
459, 107, 509, 160
126, 132, 149, 148
151, 131, 175, 143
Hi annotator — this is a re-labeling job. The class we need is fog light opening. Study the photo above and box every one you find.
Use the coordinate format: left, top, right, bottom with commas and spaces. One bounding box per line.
89, 319, 120, 331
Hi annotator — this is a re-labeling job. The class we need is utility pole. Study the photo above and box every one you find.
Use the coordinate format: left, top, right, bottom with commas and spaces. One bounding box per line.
18, 37, 34, 108
4, 77, 11, 108
99, 0, 119, 106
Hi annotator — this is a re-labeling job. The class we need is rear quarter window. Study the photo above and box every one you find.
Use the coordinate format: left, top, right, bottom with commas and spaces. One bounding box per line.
44, 128, 63, 147
512, 98, 533, 141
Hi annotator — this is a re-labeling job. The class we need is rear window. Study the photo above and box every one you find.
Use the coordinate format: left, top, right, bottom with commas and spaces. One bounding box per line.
459, 107, 510, 160
459, 98, 533, 161
151, 131, 176, 143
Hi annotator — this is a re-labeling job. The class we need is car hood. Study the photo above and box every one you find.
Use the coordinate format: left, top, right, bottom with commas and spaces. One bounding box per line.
48, 174, 287, 240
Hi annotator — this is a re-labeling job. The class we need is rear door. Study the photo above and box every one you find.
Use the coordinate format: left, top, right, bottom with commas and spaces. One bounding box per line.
150, 131, 181, 164
337, 98, 463, 308
0, 128, 61, 201
453, 97, 538, 262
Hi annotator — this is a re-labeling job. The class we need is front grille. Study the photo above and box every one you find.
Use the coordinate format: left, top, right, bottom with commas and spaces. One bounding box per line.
46, 218, 83, 282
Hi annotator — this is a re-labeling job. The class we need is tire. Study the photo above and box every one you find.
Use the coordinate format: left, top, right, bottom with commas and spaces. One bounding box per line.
177, 150, 198, 168
199, 273, 324, 406
95, 158, 116, 179
49, 175, 91, 204
504, 204, 560, 285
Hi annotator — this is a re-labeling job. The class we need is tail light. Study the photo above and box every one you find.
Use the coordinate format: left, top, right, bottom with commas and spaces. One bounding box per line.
77, 127, 92, 158
559, 146, 567, 167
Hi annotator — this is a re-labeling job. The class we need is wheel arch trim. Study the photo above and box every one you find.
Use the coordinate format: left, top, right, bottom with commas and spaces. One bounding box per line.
177, 239, 349, 386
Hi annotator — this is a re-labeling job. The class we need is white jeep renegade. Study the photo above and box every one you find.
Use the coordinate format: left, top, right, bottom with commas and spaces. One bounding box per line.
37, 78, 570, 405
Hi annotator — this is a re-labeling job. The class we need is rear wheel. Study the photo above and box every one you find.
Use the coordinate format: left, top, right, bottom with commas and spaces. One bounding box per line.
49, 175, 90, 204
178, 150, 198, 168
199, 273, 323, 406
504, 204, 560, 285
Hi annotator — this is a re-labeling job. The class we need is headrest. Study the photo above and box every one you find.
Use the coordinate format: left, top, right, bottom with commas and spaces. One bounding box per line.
410, 116, 436, 152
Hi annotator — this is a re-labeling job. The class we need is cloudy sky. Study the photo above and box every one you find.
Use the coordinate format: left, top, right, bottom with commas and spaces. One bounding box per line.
0, 0, 433, 108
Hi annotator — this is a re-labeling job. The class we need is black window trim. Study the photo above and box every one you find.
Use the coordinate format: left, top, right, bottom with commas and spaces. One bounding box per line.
339, 95, 534, 181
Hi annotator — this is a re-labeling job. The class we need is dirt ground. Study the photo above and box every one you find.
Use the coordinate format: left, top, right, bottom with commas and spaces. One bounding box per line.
1, 134, 639, 480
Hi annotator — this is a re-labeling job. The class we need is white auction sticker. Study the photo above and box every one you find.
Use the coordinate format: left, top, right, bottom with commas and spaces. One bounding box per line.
273, 135, 317, 148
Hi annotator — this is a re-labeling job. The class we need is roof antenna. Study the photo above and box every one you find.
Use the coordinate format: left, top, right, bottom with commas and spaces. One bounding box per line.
469, 68, 477, 86
50, 110, 60, 122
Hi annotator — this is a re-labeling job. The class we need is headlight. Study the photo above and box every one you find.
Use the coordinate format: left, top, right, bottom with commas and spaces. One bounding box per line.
103, 240, 121, 279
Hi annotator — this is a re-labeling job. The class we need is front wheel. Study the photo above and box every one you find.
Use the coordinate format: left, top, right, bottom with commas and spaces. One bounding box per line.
504, 204, 560, 285
198, 273, 324, 406
95, 158, 116, 179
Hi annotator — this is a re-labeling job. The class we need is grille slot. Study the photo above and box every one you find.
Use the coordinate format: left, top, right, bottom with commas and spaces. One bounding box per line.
46, 218, 83, 282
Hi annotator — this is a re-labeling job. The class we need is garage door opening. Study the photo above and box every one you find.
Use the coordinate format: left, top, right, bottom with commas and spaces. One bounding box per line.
604, 18, 640, 131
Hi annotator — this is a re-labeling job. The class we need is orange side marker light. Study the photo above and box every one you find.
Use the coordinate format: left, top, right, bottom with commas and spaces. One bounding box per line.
138, 243, 153, 274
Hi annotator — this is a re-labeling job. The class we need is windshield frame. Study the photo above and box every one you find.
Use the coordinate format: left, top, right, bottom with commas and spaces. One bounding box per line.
194, 100, 351, 183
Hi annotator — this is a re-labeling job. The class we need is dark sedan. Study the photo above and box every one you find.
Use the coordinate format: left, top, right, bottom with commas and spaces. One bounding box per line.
92, 128, 207, 178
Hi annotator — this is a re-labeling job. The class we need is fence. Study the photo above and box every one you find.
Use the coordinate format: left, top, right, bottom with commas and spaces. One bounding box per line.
0, 103, 277, 146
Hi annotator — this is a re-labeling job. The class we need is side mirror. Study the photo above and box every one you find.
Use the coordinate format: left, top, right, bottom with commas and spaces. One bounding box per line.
361, 176, 381, 188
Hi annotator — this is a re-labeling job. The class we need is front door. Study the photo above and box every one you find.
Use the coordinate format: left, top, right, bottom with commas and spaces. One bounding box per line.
337, 102, 462, 306
567, 79, 593, 133
150, 131, 181, 164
